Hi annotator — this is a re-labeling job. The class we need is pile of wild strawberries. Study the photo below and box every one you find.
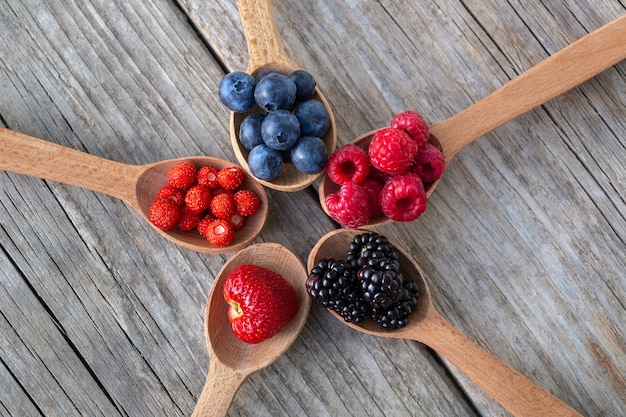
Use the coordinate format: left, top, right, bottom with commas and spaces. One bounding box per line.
324, 110, 445, 228
148, 161, 261, 247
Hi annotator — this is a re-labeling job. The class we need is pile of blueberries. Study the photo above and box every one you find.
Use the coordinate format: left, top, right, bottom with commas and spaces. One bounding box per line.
219, 69, 331, 180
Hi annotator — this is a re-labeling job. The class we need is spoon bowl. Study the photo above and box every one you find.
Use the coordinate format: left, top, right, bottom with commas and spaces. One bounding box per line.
0, 128, 268, 253
191, 242, 311, 416
320, 14, 626, 226
230, 0, 337, 192
308, 228, 583, 417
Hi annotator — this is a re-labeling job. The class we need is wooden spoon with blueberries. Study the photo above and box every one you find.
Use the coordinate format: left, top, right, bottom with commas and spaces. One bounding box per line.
320, 14, 626, 227
308, 229, 583, 417
224, 0, 337, 192
0, 128, 268, 253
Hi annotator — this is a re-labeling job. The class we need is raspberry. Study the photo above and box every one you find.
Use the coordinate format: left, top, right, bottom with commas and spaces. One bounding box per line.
413, 143, 445, 183
217, 166, 245, 190
197, 214, 216, 237
148, 198, 181, 231
210, 193, 236, 219
360, 178, 384, 219
325, 182, 371, 228
233, 189, 260, 216
368, 127, 417, 174
205, 219, 235, 247
390, 110, 429, 147
167, 161, 197, 190
379, 172, 427, 222
326, 144, 370, 185
156, 185, 185, 206
184, 184, 212, 214
178, 206, 202, 231
197, 165, 220, 189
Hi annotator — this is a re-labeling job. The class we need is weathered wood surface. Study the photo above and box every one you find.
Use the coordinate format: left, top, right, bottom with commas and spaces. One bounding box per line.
0, 0, 624, 416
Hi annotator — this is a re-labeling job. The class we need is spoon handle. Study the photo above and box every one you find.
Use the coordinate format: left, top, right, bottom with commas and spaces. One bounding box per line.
0, 128, 140, 203
191, 359, 247, 417
236, 0, 295, 72
417, 311, 582, 417
433, 14, 626, 162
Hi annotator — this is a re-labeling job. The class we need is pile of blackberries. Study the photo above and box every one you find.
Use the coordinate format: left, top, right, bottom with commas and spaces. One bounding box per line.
306, 232, 419, 330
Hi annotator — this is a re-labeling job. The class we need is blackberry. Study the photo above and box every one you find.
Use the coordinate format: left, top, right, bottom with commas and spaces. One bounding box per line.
371, 279, 419, 330
346, 232, 397, 269
357, 258, 403, 309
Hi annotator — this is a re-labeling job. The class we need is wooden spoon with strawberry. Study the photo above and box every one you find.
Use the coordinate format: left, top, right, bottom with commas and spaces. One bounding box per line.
320, 13, 626, 227
0, 128, 268, 253
191, 242, 310, 417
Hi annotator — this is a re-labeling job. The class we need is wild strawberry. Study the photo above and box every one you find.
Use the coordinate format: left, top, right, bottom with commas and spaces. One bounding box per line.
325, 182, 371, 228
223, 264, 298, 344
148, 198, 181, 231
156, 185, 185, 206
379, 172, 427, 222
197, 165, 220, 189
413, 143, 445, 183
210, 193, 236, 219
229, 213, 245, 230
184, 184, 212, 214
218, 166, 245, 190
197, 213, 216, 237
233, 189, 260, 216
326, 144, 370, 185
390, 110, 429, 147
178, 206, 202, 231
361, 178, 384, 219
167, 161, 197, 190
205, 219, 235, 247
368, 127, 417, 174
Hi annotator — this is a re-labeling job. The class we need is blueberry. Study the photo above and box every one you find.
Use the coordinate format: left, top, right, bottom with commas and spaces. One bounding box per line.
218, 71, 256, 112
293, 99, 331, 138
254, 73, 297, 112
290, 135, 328, 174
289, 70, 316, 101
248, 144, 283, 181
239, 113, 265, 150
261, 109, 301, 151
256, 69, 278, 82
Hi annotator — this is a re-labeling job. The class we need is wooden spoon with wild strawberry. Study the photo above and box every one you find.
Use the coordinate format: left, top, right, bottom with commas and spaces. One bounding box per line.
0, 128, 268, 253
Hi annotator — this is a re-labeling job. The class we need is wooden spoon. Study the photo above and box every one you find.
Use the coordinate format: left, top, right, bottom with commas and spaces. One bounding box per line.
308, 229, 583, 417
191, 242, 311, 416
0, 128, 268, 254
320, 14, 626, 227
230, 0, 337, 192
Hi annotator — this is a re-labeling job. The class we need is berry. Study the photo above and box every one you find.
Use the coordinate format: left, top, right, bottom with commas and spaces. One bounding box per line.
325, 182, 371, 228
390, 110, 429, 147
346, 232, 397, 270
218, 71, 256, 113
210, 193, 236, 219
248, 144, 283, 181
368, 127, 418, 174
223, 264, 298, 344
261, 109, 301, 151
290, 135, 328, 174
167, 161, 197, 190
360, 178, 384, 219
239, 113, 266, 150
358, 258, 403, 309
326, 144, 370, 185
184, 184, 212, 214
205, 219, 235, 247
289, 69, 316, 101
293, 99, 331, 138
197, 213, 216, 237
233, 189, 261, 216
254, 73, 297, 112
178, 206, 202, 231
156, 185, 185, 206
413, 143, 445, 183
148, 198, 181, 231
229, 213, 245, 230
217, 166, 245, 190
197, 165, 220, 189
379, 172, 427, 222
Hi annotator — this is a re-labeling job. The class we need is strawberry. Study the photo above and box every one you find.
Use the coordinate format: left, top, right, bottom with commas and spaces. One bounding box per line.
197, 213, 216, 237
233, 189, 260, 216
210, 193, 236, 219
184, 184, 212, 214
156, 185, 185, 206
178, 206, 202, 231
205, 219, 235, 247
167, 161, 197, 190
148, 198, 181, 231
223, 264, 298, 344
218, 166, 245, 190
197, 165, 220, 190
